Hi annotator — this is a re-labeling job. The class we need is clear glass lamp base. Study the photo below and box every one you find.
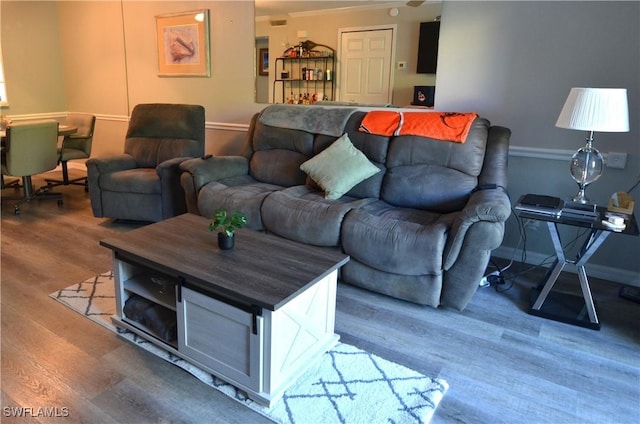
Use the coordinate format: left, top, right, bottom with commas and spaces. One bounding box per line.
570, 142, 603, 204
572, 188, 591, 204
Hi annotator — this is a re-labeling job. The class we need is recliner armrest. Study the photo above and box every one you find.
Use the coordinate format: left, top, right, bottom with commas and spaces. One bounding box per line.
86, 154, 137, 174
442, 188, 511, 270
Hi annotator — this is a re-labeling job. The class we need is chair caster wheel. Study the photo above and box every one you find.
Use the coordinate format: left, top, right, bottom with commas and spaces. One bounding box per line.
14, 207, 20, 215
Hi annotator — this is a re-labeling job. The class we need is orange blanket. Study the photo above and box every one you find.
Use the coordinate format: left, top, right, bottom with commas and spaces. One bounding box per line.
359, 111, 478, 143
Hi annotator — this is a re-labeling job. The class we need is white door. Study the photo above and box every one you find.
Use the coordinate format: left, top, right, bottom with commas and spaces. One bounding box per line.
339, 28, 394, 104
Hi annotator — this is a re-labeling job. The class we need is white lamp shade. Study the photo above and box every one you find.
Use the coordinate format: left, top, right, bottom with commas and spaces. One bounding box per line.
556, 87, 629, 132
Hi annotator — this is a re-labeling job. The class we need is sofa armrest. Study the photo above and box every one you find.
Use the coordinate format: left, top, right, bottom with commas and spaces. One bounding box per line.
156, 156, 191, 176
156, 157, 194, 217
479, 125, 510, 189
442, 188, 511, 270
180, 156, 249, 190
179, 156, 249, 215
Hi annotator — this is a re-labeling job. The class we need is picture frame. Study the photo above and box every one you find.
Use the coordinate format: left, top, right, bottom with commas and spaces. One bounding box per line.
156, 10, 210, 77
258, 48, 269, 76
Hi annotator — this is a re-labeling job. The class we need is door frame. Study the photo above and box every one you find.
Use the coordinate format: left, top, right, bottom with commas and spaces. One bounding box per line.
337, 24, 398, 104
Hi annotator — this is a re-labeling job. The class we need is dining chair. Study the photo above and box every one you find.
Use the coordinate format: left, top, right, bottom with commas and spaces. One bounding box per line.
1, 120, 64, 214
45, 113, 96, 191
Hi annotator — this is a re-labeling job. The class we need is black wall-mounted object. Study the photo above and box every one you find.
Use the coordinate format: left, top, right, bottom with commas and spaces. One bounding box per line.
417, 21, 440, 74
412, 86, 435, 107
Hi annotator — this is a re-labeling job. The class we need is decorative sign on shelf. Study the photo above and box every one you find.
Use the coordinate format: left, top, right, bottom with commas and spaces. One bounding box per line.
282, 40, 335, 58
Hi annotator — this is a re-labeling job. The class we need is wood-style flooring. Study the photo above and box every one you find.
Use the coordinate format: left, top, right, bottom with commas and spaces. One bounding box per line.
2, 170, 639, 423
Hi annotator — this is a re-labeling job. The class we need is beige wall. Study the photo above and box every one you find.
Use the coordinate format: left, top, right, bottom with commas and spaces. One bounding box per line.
2, 1, 261, 157
2, 0, 441, 155
1, 1, 66, 114
2, 0, 639, 282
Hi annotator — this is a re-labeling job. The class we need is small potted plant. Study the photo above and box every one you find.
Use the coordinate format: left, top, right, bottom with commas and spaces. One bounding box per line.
208, 209, 248, 250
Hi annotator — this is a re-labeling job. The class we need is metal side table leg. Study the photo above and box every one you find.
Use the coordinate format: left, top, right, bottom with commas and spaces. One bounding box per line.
531, 222, 566, 310
529, 222, 610, 330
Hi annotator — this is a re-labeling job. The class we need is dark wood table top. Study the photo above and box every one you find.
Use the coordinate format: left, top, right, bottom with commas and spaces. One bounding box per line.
100, 213, 350, 310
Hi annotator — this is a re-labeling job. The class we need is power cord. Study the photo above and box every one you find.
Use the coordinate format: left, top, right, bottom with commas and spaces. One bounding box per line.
480, 204, 591, 293
486, 257, 512, 292
479, 205, 528, 292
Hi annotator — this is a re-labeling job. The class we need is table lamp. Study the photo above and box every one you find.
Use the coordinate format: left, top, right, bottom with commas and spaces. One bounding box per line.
555, 87, 629, 204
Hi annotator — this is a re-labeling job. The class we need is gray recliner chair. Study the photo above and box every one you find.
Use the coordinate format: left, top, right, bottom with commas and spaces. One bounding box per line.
86, 103, 205, 222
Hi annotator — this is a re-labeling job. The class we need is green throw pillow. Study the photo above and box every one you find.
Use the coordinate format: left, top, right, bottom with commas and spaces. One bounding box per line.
300, 133, 380, 200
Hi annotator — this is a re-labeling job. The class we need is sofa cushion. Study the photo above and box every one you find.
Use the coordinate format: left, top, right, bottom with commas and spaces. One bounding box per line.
382, 165, 477, 212
197, 180, 283, 231
249, 121, 314, 187
300, 133, 381, 200
261, 185, 376, 247
341, 200, 448, 275
381, 118, 490, 212
385, 118, 489, 175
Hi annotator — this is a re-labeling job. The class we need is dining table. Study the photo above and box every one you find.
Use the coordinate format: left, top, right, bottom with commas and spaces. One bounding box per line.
1, 123, 77, 152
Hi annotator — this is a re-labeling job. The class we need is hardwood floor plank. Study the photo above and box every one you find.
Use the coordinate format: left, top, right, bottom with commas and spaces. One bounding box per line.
98, 343, 272, 423
1, 268, 122, 359
1, 302, 124, 399
2, 171, 639, 423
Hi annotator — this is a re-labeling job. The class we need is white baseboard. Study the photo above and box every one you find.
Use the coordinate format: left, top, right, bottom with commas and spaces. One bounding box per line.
66, 162, 86, 171
492, 245, 640, 288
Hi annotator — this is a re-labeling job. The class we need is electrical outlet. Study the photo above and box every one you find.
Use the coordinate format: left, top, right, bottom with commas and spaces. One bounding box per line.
397, 61, 407, 70
606, 152, 627, 169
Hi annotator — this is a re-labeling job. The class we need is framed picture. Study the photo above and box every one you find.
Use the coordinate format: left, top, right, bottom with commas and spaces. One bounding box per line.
259, 48, 269, 76
156, 10, 210, 77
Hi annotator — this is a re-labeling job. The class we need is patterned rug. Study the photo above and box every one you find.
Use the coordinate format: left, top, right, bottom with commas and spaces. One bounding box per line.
50, 272, 448, 424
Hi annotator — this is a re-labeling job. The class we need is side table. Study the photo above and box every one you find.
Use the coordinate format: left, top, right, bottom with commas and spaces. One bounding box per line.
516, 198, 639, 330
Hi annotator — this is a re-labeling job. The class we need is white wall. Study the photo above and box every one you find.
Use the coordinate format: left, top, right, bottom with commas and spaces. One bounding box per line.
437, 1, 640, 284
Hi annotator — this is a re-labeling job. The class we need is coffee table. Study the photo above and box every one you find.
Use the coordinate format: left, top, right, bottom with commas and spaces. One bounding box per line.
100, 213, 349, 406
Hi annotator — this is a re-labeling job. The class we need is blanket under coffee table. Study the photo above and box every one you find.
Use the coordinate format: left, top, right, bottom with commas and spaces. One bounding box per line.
100, 213, 349, 406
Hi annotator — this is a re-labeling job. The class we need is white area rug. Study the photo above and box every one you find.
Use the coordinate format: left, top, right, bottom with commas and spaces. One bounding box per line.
51, 272, 448, 424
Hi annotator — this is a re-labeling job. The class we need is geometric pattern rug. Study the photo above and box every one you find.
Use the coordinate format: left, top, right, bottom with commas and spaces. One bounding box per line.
50, 272, 448, 424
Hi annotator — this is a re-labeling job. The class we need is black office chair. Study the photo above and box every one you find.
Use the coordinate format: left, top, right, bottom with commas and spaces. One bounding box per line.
46, 113, 96, 191
1, 120, 64, 214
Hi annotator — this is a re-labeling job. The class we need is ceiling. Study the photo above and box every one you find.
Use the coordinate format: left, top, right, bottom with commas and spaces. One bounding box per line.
254, 1, 425, 18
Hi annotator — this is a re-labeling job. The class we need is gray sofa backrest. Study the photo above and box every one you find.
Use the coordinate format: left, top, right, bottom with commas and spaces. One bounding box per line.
381, 117, 489, 212
248, 107, 489, 213
342, 112, 389, 199
249, 121, 314, 187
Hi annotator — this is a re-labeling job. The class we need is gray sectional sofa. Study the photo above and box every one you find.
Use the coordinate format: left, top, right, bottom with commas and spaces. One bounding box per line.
180, 105, 511, 310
